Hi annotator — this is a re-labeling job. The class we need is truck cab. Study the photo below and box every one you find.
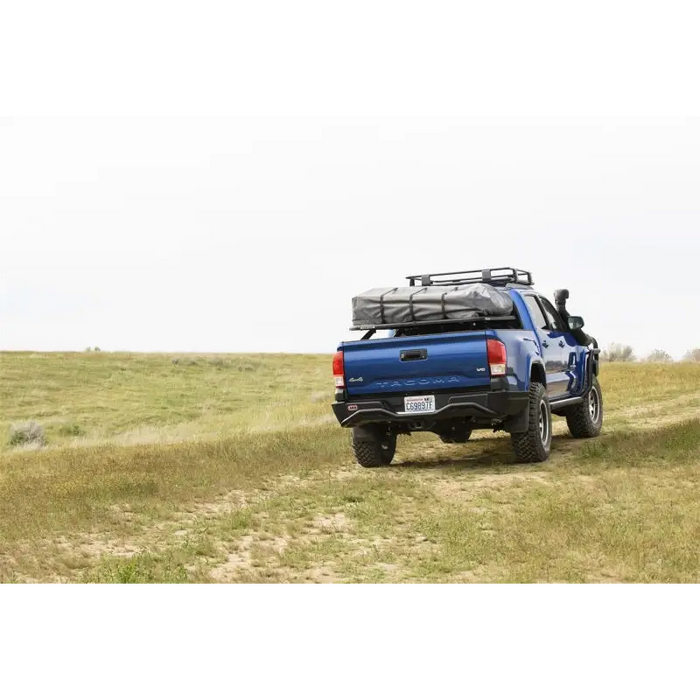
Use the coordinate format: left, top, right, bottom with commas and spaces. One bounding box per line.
332, 267, 602, 467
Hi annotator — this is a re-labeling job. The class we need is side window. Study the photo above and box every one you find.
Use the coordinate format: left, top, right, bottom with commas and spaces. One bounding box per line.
524, 295, 548, 331
539, 297, 565, 331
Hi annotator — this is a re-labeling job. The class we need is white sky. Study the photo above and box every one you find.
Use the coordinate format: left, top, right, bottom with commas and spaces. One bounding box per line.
1, 2, 700, 358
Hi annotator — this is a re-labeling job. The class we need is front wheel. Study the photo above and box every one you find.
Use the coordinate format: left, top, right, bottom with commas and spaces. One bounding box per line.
351, 427, 397, 468
566, 377, 604, 438
511, 382, 552, 463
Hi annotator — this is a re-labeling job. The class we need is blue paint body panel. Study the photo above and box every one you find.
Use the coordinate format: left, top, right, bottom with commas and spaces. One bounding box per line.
339, 288, 592, 401
342, 332, 490, 396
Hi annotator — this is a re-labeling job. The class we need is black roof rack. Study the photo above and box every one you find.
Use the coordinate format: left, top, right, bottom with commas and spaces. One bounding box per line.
406, 267, 533, 288
351, 316, 518, 333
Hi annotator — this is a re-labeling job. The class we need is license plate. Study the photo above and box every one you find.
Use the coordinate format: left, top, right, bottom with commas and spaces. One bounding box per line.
403, 395, 436, 414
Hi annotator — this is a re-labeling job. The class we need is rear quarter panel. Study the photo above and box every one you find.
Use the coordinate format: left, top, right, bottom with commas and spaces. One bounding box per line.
487, 328, 540, 392
495, 290, 546, 392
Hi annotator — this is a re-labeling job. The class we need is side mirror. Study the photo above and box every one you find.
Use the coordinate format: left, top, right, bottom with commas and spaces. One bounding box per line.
567, 316, 585, 331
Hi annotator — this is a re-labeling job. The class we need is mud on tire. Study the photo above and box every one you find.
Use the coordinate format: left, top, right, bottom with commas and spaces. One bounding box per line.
510, 382, 552, 463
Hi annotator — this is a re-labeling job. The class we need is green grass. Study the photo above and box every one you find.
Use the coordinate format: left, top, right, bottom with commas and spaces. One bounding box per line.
0, 352, 332, 451
599, 361, 700, 410
1, 352, 699, 583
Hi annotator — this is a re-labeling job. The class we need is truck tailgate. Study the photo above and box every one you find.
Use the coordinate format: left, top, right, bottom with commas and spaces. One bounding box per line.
342, 332, 491, 396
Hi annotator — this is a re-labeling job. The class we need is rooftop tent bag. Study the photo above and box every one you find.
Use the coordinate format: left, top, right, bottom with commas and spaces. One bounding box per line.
352, 283, 514, 327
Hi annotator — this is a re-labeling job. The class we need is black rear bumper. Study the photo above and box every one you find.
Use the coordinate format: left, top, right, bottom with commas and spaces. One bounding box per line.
332, 389, 529, 430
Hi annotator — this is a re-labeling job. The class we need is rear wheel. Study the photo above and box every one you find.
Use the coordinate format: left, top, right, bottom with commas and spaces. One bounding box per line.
351, 427, 397, 468
510, 382, 552, 463
566, 377, 603, 438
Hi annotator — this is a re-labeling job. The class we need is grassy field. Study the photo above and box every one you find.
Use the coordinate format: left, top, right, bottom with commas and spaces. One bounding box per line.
1, 352, 699, 583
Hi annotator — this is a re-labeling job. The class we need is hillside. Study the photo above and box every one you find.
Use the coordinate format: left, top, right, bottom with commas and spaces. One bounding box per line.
1, 352, 699, 583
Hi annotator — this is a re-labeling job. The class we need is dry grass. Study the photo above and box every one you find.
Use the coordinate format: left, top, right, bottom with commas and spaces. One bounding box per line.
0, 352, 333, 451
1, 353, 699, 583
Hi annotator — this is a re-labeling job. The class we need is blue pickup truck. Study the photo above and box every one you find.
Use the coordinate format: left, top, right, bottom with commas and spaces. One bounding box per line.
332, 267, 602, 467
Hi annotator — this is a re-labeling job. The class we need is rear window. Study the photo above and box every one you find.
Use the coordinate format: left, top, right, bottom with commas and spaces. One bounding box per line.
523, 295, 548, 330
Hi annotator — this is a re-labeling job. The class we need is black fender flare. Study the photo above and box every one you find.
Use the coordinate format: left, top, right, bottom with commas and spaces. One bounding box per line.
527, 359, 547, 390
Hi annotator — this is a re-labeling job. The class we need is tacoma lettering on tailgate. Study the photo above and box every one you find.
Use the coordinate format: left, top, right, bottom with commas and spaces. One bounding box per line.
375, 376, 461, 389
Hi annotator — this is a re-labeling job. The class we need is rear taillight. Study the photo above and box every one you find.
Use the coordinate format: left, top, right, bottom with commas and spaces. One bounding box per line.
333, 351, 345, 388
487, 339, 507, 377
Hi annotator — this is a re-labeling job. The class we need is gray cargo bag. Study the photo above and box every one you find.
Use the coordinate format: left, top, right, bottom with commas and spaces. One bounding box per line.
352, 283, 513, 327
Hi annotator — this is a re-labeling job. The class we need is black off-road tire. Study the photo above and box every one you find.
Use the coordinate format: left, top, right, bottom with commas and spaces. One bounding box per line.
510, 382, 552, 463
566, 377, 603, 438
438, 426, 473, 444
351, 428, 397, 468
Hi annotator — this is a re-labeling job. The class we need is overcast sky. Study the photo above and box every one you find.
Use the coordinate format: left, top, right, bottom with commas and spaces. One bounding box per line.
2, 3, 699, 358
